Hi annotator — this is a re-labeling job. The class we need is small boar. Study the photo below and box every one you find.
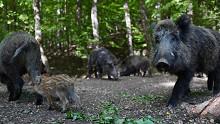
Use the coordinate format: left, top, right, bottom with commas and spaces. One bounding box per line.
0, 31, 42, 102
152, 14, 220, 108
33, 74, 82, 112
88, 47, 119, 80
120, 55, 152, 77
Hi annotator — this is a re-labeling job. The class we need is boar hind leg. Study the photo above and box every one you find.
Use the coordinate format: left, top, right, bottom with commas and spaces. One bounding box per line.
213, 70, 220, 96
69, 88, 82, 111
97, 67, 103, 80
3, 74, 23, 101
167, 71, 193, 108
0, 75, 15, 101
57, 92, 69, 112
207, 72, 214, 91
94, 69, 98, 78
88, 64, 93, 79
4, 80, 16, 101
13, 75, 25, 100
35, 94, 43, 105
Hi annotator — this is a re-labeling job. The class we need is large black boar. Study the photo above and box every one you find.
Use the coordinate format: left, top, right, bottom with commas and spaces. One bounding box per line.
0, 31, 42, 102
120, 55, 152, 77
152, 14, 220, 108
88, 47, 119, 80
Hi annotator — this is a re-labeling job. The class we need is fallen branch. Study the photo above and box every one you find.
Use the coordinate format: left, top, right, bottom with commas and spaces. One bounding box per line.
181, 94, 220, 122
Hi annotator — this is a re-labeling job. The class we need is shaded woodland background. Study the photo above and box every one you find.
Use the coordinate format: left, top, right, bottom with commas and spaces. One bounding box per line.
0, 0, 219, 76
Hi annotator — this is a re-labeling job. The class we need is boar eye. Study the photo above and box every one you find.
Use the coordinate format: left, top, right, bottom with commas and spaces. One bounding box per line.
171, 36, 176, 41
155, 39, 160, 44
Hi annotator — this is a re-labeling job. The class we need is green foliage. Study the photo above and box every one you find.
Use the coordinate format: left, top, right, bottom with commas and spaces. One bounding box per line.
0, 0, 219, 58
65, 101, 162, 124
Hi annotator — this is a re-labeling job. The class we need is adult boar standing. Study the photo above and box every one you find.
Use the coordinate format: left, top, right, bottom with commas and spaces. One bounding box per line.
88, 47, 119, 80
152, 14, 220, 108
0, 31, 42, 102
120, 55, 152, 77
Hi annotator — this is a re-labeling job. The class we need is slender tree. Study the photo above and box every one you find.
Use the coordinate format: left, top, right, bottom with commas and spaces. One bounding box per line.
33, 0, 42, 45
140, 0, 151, 56
10, 0, 17, 30
76, 0, 82, 28
3, 0, 9, 31
91, 0, 99, 48
124, 0, 133, 55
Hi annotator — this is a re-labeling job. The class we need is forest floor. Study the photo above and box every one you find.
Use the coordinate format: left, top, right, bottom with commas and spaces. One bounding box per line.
0, 73, 218, 124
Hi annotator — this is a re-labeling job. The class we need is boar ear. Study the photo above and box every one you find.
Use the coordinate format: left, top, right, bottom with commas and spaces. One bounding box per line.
175, 14, 191, 31
72, 75, 77, 83
151, 23, 157, 31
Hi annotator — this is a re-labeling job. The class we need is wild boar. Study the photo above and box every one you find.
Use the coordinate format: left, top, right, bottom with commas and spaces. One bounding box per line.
88, 47, 119, 80
33, 74, 82, 112
152, 14, 220, 108
120, 55, 152, 77
0, 31, 42, 102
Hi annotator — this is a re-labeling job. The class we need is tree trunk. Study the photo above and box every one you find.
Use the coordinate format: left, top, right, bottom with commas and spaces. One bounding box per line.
123, 0, 133, 56
140, 0, 151, 56
33, 0, 49, 73
76, 0, 82, 28
155, 0, 161, 21
181, 94, 220, 122
91, 0, 99, 49
3, 0, 9, 31
33, 0, 42, 45
11, 0, 17, 30
57, 0, 62, 49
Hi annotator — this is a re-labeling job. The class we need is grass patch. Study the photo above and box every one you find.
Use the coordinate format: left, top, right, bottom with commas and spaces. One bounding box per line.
132, 94, 164, 104
65, 100, 162, 124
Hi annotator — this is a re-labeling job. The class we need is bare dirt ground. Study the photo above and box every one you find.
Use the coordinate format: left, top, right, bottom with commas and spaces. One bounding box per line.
0, 73, 218, 124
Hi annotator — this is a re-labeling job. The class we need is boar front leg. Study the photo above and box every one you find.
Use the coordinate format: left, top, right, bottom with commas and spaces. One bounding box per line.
167, 71, 193, 108
46, 94, 54, 110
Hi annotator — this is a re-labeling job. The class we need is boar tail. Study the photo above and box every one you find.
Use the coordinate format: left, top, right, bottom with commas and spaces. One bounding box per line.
10, 43, 29, 63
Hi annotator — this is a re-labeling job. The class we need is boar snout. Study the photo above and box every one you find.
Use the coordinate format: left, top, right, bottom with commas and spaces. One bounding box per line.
156, 58, 170, 72
113, 75, 118, 80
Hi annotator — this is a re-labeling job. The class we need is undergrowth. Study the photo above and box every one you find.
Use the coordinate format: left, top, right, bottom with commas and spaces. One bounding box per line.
65, 100, 162, 124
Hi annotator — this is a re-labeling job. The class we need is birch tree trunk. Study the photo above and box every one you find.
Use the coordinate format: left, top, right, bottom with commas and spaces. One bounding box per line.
140, 0, 151, 56
33, 0, 49, 73
124, 0, 133, 56
91, 0, 99, 49
33, 0, 42, 45
57, 0, 62, 49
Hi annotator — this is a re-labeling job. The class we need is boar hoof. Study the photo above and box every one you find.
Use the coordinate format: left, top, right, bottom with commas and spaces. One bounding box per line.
61, 109, 67, 113
8, 93, 16, 101
167, 104, 174, 109
35, 94, 43, 105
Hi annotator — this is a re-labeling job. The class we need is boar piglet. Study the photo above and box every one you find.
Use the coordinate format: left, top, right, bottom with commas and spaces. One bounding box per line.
33, 74, 82, 112
88, 47, 119, 80
120, 55, 152, 77
152, 14, 220, 108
